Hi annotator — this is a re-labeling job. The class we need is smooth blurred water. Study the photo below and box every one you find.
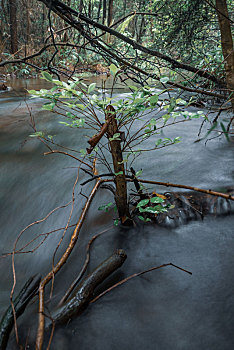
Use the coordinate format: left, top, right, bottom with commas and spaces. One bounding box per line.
0, 78, 234, 349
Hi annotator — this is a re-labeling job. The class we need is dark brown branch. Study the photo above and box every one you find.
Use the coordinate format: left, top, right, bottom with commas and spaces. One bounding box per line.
0, 275, 41, 350
50, 249, 127, 325
87, 119, 111, 154
135, 179, 234, 201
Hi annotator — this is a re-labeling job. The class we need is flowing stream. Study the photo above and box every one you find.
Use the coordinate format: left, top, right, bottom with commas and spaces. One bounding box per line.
0, 77, 234, 350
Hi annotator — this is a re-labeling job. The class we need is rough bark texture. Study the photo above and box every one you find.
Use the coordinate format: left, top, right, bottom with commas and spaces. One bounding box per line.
105, 105, 131, 224
9, 0, 18, 54
216, 0, 234, 116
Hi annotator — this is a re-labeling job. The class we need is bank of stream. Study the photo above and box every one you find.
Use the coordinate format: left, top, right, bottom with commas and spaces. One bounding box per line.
0, 77, 234, 349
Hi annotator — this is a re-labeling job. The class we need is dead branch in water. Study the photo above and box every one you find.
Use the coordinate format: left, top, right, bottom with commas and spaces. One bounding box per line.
51, 249, 127, 326
0, 275, 41, 350
91, 263, 192, 304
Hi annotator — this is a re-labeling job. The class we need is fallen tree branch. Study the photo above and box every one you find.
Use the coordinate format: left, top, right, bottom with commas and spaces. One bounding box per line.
36, 178, 103, 350
0, 275, 41, 350
50, 249, 127, 326
90, 262, 192, 304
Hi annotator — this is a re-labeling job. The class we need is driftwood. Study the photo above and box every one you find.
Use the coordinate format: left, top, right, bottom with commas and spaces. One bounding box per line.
49, 249, 127, 326
0, 275, 41, 350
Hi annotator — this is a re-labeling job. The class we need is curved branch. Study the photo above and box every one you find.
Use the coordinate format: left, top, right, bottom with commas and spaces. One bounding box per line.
36, 179, 103, 349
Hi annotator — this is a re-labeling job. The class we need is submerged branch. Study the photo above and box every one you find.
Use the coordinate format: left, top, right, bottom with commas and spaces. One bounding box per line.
50, 249, 127, 326
0, 275, 41, 350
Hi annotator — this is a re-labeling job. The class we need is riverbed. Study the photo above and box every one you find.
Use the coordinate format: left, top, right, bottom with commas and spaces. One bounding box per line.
0, 78, 234, 350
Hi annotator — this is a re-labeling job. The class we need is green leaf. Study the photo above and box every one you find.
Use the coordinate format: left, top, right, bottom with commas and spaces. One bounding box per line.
149, 95, 159, 106
98, 202, 113, 212
136, 170, 142, 177
114, 171, 123, 176
109, 133, 121, 141
88, 83, 96, 94
162, 114, 171, 123
136, 199, 149, 208
128, 85, 138, 91
206, 122, 218, 136
27, 89, 37, 95
42, 102, 55, 111
138, 216, 151, 222
29, 131, 44, 138
52, 79, 63, 86
109, 64, 119, 76
142, 206, 159, 213
150, 197, 165, 204
76, 104, 85, 110
41, 71, 53, 82
220, 122, 230, 141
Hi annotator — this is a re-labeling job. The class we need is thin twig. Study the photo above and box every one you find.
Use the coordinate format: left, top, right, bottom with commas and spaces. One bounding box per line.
90, 262, 192, 304
36, 179, 103, 350
44, 150, 92, 169
58, 226, 111, 306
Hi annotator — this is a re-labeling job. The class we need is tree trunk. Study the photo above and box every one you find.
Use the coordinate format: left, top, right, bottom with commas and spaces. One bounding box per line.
9, 0, 18, 54
107, 0, 113, 26
105, 105, 132, 225
215, 0, 234, 118
103, 0, 107, 24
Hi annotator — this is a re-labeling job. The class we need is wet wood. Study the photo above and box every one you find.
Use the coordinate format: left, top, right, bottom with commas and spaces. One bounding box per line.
0, 275, 41, 350
50, 249, 127, 325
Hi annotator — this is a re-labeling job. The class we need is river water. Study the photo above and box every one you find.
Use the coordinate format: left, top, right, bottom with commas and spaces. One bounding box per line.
0, 78, 234, 349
